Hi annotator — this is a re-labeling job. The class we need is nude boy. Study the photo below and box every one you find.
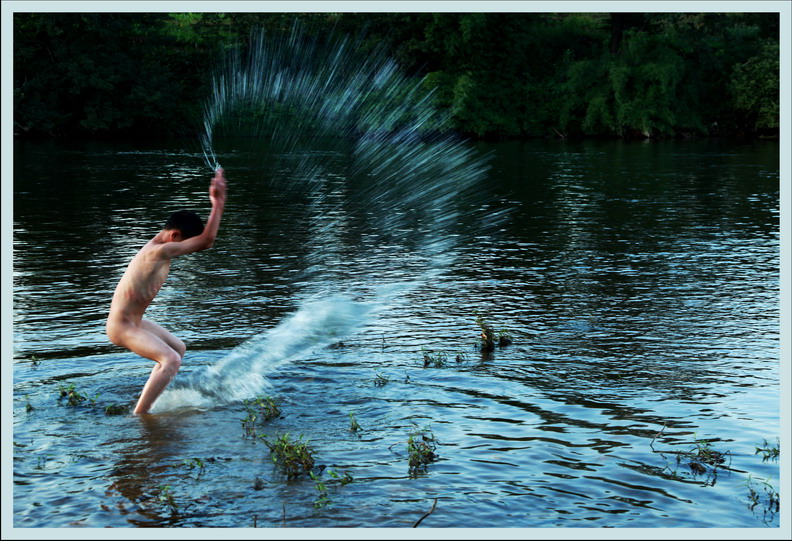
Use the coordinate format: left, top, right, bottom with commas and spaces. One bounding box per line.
106, 168, 227, 414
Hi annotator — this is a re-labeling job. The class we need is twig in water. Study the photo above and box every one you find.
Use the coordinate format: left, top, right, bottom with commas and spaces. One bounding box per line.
413, 498, 438, 527
650, 422, 667, 452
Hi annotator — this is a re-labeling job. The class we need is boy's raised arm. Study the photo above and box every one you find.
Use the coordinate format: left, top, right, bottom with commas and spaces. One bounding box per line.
203, 167, 227, 246
161, 168, 227, 258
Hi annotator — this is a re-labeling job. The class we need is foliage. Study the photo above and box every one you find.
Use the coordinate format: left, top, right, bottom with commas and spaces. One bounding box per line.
262, 433, 316, 479
104, 403, 129, 415
157, 485, 180, 516
744, 474, 780, 525
755, 438, 780, 462
421, 348, 449, 368
731, 40, 780, 133
407, 425, 439, 474
241, 395, 281, 438
349, 412, 362, 433
13, 12, 779, 139
475, 314, 513, 351
57, 383, 98, 406
373, 372, 391, 387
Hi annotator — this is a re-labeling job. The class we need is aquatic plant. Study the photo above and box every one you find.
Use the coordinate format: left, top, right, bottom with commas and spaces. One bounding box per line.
497, 329, 514, 347
475, 314, 514, 351
309, 468, 353, 508
157, 485, 179, 516
373, 372, 390, 386
327, 468, 353, 486
262, 433, 316, 479
252, 395, 281, 421
650, 427, 731, 483
755, 438, 779, 462
475, 315, 496, 352
744, 474, 780, 525
57, 383, 98, 407
349, 412, 362, 433
241, 395, 281, 438
685, 438, 729, 475
407, 425, 439, 474
309, 470, 330, 508
181, 457, 206, 475
24, 395, 34, 412
104, 403, 129, 415
421, 348, 448, 369
241, 411, 258, 438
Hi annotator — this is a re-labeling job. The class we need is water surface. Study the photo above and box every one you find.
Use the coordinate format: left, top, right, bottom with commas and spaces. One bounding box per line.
11, 137, 781, 529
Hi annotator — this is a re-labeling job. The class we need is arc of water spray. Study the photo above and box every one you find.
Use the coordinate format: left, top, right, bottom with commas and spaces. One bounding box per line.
157, 21, 508, 412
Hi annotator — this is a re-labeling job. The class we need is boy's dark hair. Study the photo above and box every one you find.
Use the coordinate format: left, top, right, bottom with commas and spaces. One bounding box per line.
164, 210, 204, 239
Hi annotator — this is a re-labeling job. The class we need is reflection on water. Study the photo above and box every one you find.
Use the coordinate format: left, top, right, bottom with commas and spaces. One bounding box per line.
11, 138, 781, 528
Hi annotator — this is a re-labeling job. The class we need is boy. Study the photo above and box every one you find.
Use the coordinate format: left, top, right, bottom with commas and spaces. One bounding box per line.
106, 167, 227, 414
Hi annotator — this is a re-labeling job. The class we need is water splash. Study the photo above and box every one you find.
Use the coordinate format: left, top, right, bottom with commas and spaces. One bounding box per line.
162, 22, 504, 411
151, 295, 376, 412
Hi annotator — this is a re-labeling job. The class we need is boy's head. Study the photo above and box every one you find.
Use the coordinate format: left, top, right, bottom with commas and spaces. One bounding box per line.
164, 210, 204, 240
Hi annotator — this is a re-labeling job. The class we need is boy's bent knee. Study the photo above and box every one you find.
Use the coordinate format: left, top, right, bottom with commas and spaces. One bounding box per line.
106, 323, 126, 348
160, 351, 182, 377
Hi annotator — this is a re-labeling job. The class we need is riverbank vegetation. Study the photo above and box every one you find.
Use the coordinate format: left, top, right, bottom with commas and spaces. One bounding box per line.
13, 12, 779, 141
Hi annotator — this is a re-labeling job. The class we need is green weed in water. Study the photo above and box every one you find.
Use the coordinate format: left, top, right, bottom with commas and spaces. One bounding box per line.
309, 468, 353, 508
181, 457, 206, 475
475, 314, 513, 351
104, 403, 129, 415
685, 437, 729, 475
744, 474, 780, 525
328, 468, 353, 485
497, 329, 514, 347
157, 485, 179, 516
421, 348, 448, 368
373, 372, 390, 386
241, 395, 281, 438
475, 314, 496, 351
262, 433, 315, 479
650, 427, 731, 482
57, 383, 99, 407
310, 470, 330, 508
349, 412, 362, 433
755, 438, 779, 462
407, 425, 438, 474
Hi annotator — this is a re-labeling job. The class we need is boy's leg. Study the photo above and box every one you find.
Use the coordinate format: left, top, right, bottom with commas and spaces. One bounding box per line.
141, 319, 186, 359
111, 323, 183, 414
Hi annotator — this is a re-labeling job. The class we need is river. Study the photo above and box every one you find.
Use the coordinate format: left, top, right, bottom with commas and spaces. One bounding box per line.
10, 136, 782, 530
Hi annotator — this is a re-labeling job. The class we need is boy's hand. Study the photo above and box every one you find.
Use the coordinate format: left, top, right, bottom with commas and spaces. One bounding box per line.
210, 167, 227, 206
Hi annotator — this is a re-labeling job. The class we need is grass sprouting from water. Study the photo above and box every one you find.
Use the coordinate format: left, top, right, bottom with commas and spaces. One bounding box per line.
241, 395, 281, 438
755, 438, 779, 462
57, 383, 99, 407
262, 433, 316, 479
475, 314, 513, 351
349, 411, 362, 433
373, 372, 390, 386
407, 425, 438, 475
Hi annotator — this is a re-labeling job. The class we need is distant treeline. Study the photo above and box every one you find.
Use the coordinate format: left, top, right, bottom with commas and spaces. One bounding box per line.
14, 12, 779, 140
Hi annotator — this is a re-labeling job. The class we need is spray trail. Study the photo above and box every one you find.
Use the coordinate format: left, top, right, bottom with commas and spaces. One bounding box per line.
160, 22, 504, 411
151, 296, 376, 412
